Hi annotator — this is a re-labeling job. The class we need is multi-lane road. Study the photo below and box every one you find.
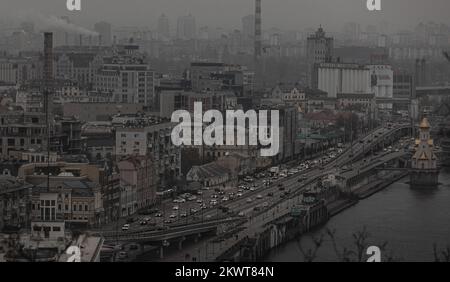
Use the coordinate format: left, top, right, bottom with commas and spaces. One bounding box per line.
100, 123, 411, 240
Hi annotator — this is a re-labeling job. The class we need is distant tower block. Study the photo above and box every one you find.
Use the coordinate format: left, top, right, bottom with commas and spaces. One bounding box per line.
410, 117, 440, 187
254, 0, 262, 59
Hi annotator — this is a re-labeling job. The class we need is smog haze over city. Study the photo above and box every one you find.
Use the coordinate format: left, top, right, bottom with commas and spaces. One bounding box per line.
1, 0, 450, 275
1, 0, 450, 32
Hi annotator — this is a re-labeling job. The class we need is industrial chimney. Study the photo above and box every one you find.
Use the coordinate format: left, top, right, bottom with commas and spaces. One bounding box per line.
79, 34, 83, 46
43, 32, 54, 191
254, 0, 262, 59
43, 32, 54, 114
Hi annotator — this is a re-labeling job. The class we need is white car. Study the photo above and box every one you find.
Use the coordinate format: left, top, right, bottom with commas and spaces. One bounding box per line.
121, 224, 130, 231
169, 214, 177, 218
172, 205, 179, 210
256, 195, 263, 199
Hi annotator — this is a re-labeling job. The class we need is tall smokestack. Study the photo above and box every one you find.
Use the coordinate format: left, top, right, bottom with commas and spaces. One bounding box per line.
43, 32, 54, 191
98, 35, 102, 46
43, 32, 53, 113
254, 0, 262, 59
79, 34, 83, 46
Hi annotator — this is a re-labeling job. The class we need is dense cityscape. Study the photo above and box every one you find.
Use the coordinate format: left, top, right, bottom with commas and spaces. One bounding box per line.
1, 0, 450, 263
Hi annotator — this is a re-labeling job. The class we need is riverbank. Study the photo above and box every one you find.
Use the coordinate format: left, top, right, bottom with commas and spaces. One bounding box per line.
266, 168, 450, 262
262, 172, 411, 261
354, 171, 409, 199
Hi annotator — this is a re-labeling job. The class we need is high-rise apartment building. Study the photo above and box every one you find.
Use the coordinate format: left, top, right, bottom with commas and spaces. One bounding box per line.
94, 21, 112, 46
95, 54, 155, 108
242, 15, 255, 39
306, 27, 333, 87
177, 14, 196, 40
157, 14, 170, 40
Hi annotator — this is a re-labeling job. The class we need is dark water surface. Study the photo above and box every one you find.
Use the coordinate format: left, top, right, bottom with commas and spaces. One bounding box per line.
265, 169, 450, 262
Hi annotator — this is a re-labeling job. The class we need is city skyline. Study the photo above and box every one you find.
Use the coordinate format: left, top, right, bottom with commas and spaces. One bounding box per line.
2, 0, 450, 34
1, 0, 450, 266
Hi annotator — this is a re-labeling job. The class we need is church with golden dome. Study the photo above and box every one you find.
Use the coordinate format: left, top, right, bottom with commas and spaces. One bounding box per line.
410, 117, 440, 187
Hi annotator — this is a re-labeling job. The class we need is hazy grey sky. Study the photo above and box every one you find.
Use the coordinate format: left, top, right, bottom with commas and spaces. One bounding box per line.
2, 0, 450, 32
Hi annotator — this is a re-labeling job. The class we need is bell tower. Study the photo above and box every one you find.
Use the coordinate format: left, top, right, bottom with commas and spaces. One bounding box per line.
410, 118, 440, 187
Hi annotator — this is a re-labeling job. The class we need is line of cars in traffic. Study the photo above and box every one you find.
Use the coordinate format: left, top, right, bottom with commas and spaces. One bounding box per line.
118, 144, 347, 232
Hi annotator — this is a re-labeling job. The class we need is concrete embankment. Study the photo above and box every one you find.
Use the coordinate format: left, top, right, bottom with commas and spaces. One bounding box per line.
354, 172, 409, 200
327, 199, 358, 217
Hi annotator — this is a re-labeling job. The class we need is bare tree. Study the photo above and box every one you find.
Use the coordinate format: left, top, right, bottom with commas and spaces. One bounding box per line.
433, 244, 450, 262
296, 227, 399, 262
295, 234, 324, 262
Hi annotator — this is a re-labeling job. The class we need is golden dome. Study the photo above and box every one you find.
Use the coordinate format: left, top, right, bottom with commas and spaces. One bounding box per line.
419, 118, 430, 129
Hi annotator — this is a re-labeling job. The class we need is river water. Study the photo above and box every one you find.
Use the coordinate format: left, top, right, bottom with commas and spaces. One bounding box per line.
265, 168, 450, 262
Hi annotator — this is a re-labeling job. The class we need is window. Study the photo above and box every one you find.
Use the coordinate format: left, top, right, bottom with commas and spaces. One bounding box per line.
85, 205, 89, 211
53, 226, 61, 232
73, 205, 77, 211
